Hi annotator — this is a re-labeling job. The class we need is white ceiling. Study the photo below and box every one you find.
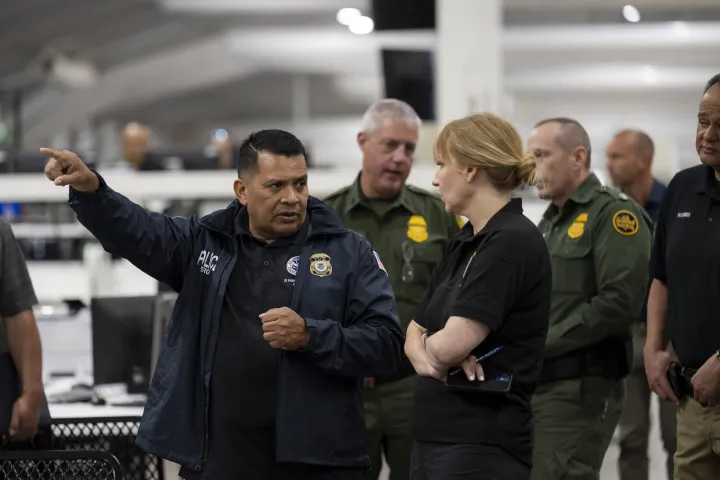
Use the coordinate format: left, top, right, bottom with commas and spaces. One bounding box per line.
505, 0, 720, 7
157, 0, 720, 13
7, 0, 720, 145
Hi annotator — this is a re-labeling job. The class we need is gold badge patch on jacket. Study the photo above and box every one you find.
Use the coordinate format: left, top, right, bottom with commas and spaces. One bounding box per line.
407, 215, 429, 243
612, 210, 639, 236
310, 253, 332, 277
567, 213, 588, 239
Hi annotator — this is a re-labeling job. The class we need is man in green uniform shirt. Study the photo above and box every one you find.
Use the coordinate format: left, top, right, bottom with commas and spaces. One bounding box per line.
526, 117, 652, 480
325, 99, 459, 480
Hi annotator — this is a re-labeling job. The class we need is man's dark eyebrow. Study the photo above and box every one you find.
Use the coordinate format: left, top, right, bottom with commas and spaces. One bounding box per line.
263, 175, 307, 187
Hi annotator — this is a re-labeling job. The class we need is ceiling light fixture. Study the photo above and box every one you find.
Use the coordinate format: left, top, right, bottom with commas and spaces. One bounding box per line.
671, 21, 690, 37
336, 8, 361, 26
641, 65, 659, 84
349, 16, 374, 35
623, 5, 641, 23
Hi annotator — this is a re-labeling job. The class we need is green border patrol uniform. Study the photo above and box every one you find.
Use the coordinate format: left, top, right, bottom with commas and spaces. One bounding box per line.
531, 173, 653, 480
325, 175, 459, 480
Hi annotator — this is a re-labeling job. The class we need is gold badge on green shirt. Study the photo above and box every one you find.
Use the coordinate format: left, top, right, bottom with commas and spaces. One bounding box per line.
612, 210, 639, 236
407, 215, 429, 243
310, 253, 333, 277
567, 212, 588, 239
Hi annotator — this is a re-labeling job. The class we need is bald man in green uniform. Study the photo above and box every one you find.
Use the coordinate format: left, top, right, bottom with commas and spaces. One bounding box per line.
325, 99, 459, 480
526, 117, 652, 480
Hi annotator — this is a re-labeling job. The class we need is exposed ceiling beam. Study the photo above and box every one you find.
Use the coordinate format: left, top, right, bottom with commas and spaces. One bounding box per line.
24, 33, 256, 142
23, 22, 720, 141
507, 65, 718, 92
158, 0, 720, 14
504, 0, 720, 8
158, 0, 368, 14
504, 22, 720, 51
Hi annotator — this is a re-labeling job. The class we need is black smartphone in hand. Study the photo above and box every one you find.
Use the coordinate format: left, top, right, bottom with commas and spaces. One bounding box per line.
666, 362, 695, 399
444, 372, 512, 393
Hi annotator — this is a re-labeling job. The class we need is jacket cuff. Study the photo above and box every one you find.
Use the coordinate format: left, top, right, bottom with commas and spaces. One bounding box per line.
68, 170, 109, 204
302, 317, 327, 354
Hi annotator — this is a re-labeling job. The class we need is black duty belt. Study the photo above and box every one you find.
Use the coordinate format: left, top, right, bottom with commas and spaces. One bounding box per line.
540, 335, 631, 383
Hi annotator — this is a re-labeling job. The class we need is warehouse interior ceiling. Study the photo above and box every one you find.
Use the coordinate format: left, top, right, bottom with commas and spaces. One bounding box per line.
1, 0, 718, 144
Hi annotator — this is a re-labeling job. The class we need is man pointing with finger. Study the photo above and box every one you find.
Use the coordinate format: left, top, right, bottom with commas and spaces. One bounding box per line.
41, 129, 404, 480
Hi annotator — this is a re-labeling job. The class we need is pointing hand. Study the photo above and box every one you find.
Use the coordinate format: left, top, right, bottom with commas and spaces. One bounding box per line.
40, 148, 99, 192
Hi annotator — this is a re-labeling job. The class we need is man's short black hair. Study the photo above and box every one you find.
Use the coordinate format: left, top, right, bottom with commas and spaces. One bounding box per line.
704, 73, 720, 94
534, 117, 593, 168
236, 129, 307, 178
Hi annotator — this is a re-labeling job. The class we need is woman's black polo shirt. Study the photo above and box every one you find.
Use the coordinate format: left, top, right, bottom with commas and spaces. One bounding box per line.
411, 198, 552, 466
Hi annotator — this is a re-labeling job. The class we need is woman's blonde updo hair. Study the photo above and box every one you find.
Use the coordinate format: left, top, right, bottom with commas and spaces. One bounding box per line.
433, 112, 537, 190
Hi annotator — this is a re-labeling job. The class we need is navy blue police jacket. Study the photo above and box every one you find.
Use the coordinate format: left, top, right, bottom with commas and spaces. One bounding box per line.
67, 173, 405, 472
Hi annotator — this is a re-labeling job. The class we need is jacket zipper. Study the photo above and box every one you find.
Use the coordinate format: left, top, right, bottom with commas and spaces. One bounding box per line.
275, 242, 311, 460
196, 244, 236, 471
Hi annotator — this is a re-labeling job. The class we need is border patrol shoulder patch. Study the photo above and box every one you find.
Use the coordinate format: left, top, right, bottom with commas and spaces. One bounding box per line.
612, 209, 639, 236
373, 251, 388, 276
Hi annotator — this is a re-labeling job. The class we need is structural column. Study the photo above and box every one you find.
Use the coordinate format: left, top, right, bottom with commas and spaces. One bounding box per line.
435, 0, 505, 125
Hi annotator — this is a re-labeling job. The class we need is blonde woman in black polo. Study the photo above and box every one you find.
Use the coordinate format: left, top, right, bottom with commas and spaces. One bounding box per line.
405, 113, 552, 480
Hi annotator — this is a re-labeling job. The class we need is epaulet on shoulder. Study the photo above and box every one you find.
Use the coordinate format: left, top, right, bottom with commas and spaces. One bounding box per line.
323, 185, 351, 201
406, 184, 441, 201
598, 185, 628, 201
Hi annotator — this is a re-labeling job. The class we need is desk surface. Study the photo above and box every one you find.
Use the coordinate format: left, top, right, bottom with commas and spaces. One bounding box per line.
49, 403, 144, 420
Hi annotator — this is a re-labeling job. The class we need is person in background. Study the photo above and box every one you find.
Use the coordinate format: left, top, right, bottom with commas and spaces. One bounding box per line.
405, 112, 551, 480
605, 129, 675, 480
208, 130, 235, 169
527, 117, 653, 480
121, 122, 151, 169
325, 99, 459, 480
645, 73, 720, 480
41, 129, 405, 480
120, 122, 168, 171
0, 219, 49, 448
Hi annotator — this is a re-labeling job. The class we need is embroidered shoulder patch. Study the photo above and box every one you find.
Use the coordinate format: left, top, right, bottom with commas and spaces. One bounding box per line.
373, 251, 388, 276
612, 210, 639, 236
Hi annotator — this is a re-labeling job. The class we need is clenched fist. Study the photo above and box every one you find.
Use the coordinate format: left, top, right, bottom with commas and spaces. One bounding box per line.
259, 307, 309, 350
40, 148, 99, 192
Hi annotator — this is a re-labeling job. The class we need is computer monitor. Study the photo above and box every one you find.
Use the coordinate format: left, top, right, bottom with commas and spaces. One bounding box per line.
381, 49, 435, 120
371, 0, 435, 30
91, 296, 156, 394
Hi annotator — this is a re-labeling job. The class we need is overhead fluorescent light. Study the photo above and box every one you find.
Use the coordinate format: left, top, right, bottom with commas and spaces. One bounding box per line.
337, 8, 361, 25
622, 5, 641, 23
349, 16, 374, 35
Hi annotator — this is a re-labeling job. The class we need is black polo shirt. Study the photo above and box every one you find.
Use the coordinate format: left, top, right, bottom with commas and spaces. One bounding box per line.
182, 208, 307, 480
411, 198, 551, 467
651, 164, 720, 368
